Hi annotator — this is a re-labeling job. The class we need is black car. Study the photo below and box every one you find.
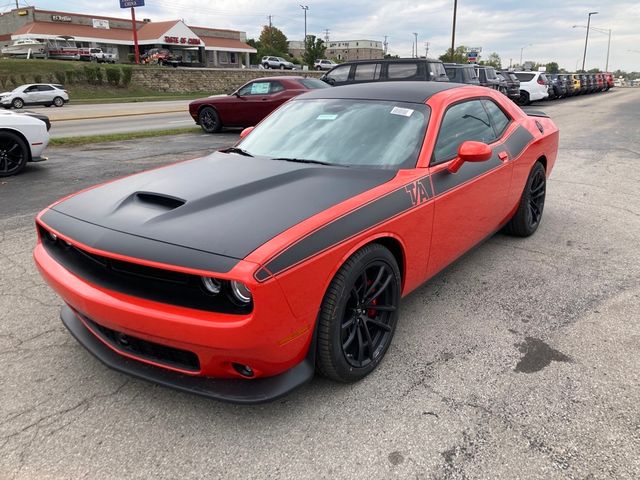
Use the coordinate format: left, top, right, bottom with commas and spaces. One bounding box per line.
474, 66, 501, 90
548, 74, 567, 99
321, 58, 449, 86
497, 70, 521, 102
561, 74, 577, 96
444, 64, 480, 85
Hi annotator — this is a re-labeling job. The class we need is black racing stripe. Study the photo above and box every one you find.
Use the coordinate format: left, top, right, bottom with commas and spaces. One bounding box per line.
504, 125, 534, 159
254, 268, 272, 282
431, 150, 502, 196
40, 209, 239, 274
261, 176, 430, 278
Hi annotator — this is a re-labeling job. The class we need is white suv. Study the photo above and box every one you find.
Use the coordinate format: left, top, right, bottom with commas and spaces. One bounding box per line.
513, 71, 549, 105
0, 83, 69, 109
314, 59, 337, 70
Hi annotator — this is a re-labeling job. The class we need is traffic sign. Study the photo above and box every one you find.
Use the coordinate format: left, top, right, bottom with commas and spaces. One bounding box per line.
120, 0, 144, 8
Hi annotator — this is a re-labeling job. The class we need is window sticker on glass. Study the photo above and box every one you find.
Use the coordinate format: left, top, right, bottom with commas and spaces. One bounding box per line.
316, 114, 338, 120
390, 106, 414, 117
250, 83, 270, 94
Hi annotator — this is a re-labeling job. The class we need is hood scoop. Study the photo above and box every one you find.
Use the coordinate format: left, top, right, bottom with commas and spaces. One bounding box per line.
106, 191, 187, 225
132, 192, 186, 210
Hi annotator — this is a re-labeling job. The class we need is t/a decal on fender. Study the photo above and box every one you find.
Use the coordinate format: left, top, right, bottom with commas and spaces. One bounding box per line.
257, 175, 432, 280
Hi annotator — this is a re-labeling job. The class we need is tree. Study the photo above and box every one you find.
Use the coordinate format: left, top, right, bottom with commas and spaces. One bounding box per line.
545, 62, 559, 74
302, 35, 326, 67
485, 52, 501, 69
439, 46, 468, 64
246, 38, 260, 64
258, 25, 289, 57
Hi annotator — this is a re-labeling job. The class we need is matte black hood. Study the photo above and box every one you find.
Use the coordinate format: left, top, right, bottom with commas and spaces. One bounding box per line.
48, 152, 395, 260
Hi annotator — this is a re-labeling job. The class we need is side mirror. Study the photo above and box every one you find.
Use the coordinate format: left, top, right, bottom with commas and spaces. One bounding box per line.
240, 126, 254, 139
448, 141, 492, 173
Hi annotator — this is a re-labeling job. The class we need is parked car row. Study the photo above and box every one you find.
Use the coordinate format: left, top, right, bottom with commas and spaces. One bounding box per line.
513, 71, 614, 105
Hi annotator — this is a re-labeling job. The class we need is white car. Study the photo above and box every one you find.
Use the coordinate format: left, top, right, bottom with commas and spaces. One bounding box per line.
261, 56, 295, 70
0, 83, 70, 109
314, 59, 337, 71
0, 110, 50, 176
512, 71, 549, 105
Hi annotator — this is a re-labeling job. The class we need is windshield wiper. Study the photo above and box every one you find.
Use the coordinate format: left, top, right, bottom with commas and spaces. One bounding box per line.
220, 147, 253, 157
271, 157, 337, 166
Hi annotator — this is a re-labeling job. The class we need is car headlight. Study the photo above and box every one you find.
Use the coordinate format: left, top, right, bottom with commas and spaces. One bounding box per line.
201, 276, 222, 295
230, 281, 252, 304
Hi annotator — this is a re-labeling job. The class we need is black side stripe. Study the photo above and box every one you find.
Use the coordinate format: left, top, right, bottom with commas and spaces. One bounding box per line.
431, 125, 534, 196
259, 176, 431, 280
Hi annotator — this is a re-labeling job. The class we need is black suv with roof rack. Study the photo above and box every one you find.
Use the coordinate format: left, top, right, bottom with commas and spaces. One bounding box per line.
320, 58, 449, 86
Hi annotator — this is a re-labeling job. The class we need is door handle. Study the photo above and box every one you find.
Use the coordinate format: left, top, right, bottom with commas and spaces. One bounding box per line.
498, 151, 509, 162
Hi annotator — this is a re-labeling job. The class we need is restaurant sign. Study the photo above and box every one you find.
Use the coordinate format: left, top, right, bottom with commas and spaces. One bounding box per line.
164, 36, 201, 45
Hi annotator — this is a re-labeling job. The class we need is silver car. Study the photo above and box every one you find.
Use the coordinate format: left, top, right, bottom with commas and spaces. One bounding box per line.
261, 56, 295, 70
0, 84, 70, 109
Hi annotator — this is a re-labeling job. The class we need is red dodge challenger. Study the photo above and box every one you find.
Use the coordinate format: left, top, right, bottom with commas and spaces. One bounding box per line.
34, 82, 558, 403
188, 75, 330, 133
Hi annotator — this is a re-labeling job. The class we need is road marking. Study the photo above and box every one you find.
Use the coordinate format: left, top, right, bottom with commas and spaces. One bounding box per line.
168, 120, 193, 124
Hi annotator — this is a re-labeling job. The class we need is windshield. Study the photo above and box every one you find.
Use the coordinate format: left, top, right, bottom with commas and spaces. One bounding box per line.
238, 99, 430, 169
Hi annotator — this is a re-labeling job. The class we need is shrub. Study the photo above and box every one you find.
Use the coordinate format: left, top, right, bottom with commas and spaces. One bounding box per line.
20, 74, 28, 84
121, 66, 133, 86
127, 53, 136, 63
105, 66, 121, 86
95, 67, 103, 84
83, 65, 97, 84
33, 74, 42, 83
55, 70, 66, 84
0, 75, 7, 89
9, 75, 18, 87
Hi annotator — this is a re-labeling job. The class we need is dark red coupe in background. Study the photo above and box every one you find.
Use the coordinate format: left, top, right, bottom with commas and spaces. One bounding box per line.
189, 76, 329, 133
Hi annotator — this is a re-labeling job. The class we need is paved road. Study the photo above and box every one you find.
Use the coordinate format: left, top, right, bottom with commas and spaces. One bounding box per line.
20, 99, 197, 138
1, 90, 639, 479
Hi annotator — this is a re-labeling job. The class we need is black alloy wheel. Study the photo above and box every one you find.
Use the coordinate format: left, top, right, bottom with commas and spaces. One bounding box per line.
0, 131, 29, 177
53, 96, 64, 107
198, 106, 222, 133
316, 243, 401, 382
517, 91, 530, 106
504, 161, 546, 237
12, 98, 24, 109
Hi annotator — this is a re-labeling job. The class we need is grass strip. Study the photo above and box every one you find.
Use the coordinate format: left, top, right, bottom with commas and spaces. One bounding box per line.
50, 127, 202, 146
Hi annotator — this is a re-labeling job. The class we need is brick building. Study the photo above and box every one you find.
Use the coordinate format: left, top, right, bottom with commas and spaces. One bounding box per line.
0, 7, 255, 67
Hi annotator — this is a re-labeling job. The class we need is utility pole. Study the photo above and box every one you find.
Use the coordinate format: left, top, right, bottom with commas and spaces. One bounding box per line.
413, 32, 418, 58
324, 29, 330, 43
267, 15, 272, 27
300, 5, 309, 53
424, 41, 430, 58
383, 35, 388, 55
450, 0, 457, 61
581, 11, 598, 71
520, 43, 532, 67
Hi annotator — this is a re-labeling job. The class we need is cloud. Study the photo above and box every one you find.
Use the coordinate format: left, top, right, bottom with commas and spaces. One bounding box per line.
28, 0, 640, 70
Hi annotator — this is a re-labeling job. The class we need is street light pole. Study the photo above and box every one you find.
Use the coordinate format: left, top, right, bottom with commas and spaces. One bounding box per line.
300, 5, 308, 54
450, 0, 457, 61
413, 32, 418, 58
605, 28, 611, 71
573, 24, 611, 71
581, 11, 598, 71
519, 44, 532, 67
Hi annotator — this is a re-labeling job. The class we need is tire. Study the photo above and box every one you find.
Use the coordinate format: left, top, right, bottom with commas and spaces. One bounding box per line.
198, 106, 222, 133
53, 96, 64, 107
517, 91, 530, 106
503, 162, 547, 237
0, 131, 29, 177
279, 64, 285, 70
316, 66, 322, 71
12, 98, 24, 109
316, 243, 401, 383
263, 64, 269, 69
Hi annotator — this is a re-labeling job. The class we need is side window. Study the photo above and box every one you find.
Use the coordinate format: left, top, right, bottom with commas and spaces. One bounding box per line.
237, 83, 255, 96
429, 62, 445, 78
445, 68, 456, 80
354, 63, 380, 81
38, 85, 54, 91
433, 100, 496, 164
388, 62, 419, 79
248, 82, 271, 95
515, 73, 534, 82
269, 81, 285, 93
326, 64, 351, 83
482, 100, 511, 137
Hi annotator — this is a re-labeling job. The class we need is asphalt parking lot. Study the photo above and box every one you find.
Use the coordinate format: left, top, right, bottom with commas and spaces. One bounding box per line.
1, 89, 639, 479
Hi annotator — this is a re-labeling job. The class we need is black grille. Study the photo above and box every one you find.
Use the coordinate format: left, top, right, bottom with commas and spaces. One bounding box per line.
39, 226, 252, 314
80, 313, 200, 372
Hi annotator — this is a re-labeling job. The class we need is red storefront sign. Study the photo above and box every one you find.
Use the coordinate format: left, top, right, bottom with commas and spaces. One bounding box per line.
164, 36, 201, 45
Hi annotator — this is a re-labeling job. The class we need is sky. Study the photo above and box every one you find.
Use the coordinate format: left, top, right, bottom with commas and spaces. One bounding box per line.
9, 0, 640, 71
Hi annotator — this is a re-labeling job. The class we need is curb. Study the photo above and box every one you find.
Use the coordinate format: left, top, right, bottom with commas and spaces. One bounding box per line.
49, 108, 187, 122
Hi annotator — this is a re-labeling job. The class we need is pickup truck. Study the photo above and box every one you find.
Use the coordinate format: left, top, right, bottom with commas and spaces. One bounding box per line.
88, 48, 117, 64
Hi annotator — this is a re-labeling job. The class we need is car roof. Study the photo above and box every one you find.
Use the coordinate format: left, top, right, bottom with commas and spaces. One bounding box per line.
298, 81, 464, 103
337, 57, 443, 65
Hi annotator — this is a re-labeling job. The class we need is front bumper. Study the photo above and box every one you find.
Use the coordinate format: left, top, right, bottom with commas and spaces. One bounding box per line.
61, 305, 315, 404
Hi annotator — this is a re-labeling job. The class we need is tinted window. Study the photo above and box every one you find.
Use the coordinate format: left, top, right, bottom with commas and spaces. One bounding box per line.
298, 78, 330, 89
515, 73, 535, 82
485, 68, 497, 79
37, 85, 54, 91
429, 62, 447, 79
433, 100, 496, 164
326, 64, 351, 83
482, 100, 510, 137
445, 68, 458, 81
387, 62, 419, 79
270, 81, 285, 93
354, 63, 381, 81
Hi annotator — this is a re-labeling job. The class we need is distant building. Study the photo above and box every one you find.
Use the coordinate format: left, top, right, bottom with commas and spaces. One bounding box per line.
0, 6, 255, 67
287, 39, 383, 61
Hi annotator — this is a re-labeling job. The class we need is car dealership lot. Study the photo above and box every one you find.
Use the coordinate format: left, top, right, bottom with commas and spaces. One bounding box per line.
1, 89, 639, 478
